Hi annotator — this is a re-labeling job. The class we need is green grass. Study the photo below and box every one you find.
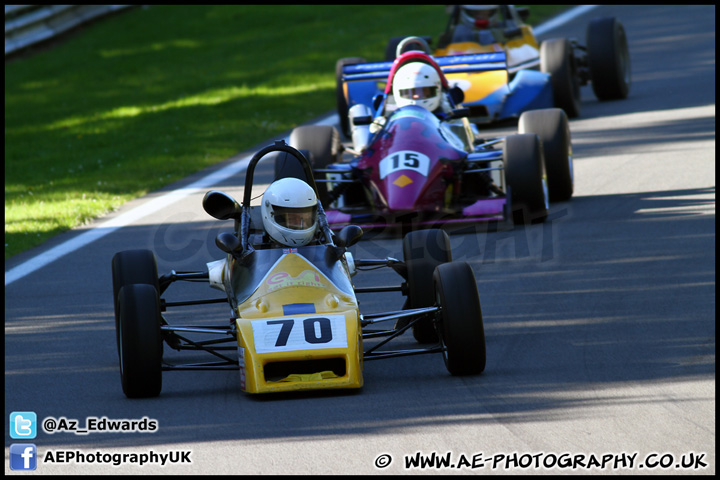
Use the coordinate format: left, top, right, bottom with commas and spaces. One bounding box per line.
5, 5, 570, 260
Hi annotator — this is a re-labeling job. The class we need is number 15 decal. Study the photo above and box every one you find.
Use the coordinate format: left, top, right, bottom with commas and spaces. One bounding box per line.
252, 314, 348, 353
379, 150, 430, 179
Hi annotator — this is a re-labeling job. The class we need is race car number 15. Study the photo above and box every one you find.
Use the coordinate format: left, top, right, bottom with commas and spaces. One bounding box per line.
379, 150, 430, 179
252, 314, 348, 353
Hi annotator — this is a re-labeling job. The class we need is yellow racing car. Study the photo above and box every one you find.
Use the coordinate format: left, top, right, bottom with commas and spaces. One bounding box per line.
112, 141, 486, 398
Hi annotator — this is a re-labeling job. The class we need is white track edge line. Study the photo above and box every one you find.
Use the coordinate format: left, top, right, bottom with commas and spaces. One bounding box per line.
5, 6, 598, 286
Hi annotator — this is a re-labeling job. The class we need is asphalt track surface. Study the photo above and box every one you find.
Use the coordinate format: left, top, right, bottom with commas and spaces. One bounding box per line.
5, 5, 715, 475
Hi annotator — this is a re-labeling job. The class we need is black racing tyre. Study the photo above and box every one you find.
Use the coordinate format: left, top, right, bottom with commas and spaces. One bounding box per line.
273, 150, 312, 183
384, 36, 406, 61
288, 125, 343, 207
112, 249, 159, 350
336, 57, 366, 138
117, 284, 163, 398
587, 17, 631, 101
518, 108, 573, 202
402, 229, 452, 344
540, 38, 581, 118
434, 262, 486, 376
504, 134, 549, 224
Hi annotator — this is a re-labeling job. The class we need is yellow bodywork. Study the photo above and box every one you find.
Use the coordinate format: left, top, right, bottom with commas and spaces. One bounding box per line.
235, 252, 363, 394
445, 70, 509, 105
434, 27, 540, 105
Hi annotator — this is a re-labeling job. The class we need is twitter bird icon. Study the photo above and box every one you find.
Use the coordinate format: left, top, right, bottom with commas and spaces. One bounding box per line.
10, 411, 37, 439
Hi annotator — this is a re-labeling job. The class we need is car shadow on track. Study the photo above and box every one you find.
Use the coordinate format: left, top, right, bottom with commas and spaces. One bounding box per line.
5, 185, 714, 448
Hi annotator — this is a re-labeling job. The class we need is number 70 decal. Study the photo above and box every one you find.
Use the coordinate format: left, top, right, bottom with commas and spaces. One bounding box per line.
251, 315, 348, 353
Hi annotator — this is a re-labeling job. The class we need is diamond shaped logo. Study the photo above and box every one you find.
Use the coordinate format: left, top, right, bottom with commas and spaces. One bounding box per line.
393, 174, 413, 187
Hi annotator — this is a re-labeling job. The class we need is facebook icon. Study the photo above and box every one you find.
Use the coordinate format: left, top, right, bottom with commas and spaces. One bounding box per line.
10, 444, 37, 471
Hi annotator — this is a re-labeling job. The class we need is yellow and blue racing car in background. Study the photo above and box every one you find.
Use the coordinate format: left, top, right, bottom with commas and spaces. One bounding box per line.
337, 5, 630, 136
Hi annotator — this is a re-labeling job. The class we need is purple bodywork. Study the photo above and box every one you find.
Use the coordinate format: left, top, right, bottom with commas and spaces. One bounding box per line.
324, 105, 507, 231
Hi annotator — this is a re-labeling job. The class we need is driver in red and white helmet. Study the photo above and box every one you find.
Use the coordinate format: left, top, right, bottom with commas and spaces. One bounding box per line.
392, 61, 445, 113
390, 60, 454, 119
459, 5, 501, 30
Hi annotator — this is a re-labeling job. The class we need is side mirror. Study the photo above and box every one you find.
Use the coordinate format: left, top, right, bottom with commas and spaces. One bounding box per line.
203, 190, 241, 220
215, 232, 243, 256
336, 225, 363, 249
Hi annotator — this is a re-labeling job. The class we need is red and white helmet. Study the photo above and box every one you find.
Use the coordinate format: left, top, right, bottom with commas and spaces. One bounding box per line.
392, 62, 443, 112
261, 177, 318, 246
459, 5, 500, 29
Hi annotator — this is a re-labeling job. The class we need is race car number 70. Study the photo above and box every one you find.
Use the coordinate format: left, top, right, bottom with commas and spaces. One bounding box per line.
251, 314, 348, 353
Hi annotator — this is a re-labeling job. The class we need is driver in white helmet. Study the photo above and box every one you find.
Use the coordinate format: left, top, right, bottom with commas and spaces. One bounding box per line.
393, 61, 445, 113
391, 61, 454, 119
261, 177, 318, 247
367, 58, 455, 137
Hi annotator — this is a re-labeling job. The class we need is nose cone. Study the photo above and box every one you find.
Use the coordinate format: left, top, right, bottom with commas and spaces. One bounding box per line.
358, 106, 466, 214
384, 171, 428, 211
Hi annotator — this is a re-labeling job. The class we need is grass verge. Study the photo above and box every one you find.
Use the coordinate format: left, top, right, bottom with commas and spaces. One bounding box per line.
5, 5, 569, 260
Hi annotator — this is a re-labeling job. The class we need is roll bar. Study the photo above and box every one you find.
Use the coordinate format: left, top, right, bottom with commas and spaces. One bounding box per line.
239, 140, 333, 249
242, 140, 319, 206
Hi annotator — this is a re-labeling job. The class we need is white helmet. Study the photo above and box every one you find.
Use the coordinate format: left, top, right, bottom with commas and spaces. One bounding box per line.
459, 5, 500, 29
261, 177, 318, 247
392, 62, 443, 112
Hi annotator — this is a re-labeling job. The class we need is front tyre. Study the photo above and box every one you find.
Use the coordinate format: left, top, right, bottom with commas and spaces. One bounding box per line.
112, 250, 159, 350
518, 108, 573, 202
434, 262, 486, 376
504, 134, 549, 224
118, 284, 163, 398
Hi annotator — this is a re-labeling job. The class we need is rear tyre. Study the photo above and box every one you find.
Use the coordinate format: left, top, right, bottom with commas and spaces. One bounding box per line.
587, 17, 631, 100
540, 38, 581, 118
117, 284, 163, 398
112, 250, 159, 350
289, 125, 343, 207
504, 134, 549, 224
384, 36, 405, 61
273, 150, 313, 184
434, 262, 486, 376
402, 229, 452, 344
518, 108, 573, 201
336, 57, 367, 138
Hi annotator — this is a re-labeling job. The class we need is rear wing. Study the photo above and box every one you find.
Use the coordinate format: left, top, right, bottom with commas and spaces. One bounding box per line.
341, 52, 508, 83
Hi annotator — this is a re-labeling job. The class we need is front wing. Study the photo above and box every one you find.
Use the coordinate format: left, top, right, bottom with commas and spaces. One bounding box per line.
324, 198, 508, 232
159, 291, 452, 394
236, 310, 363, 394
